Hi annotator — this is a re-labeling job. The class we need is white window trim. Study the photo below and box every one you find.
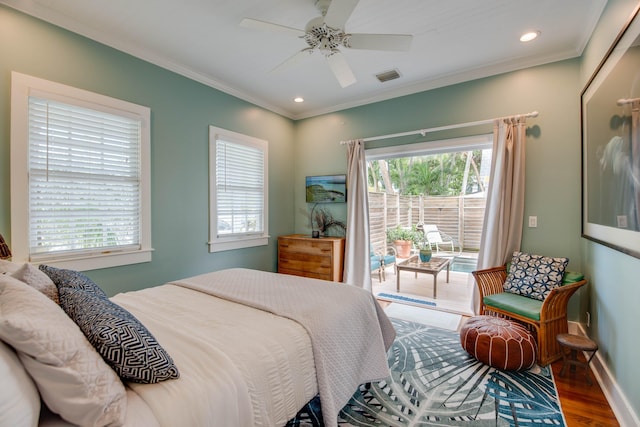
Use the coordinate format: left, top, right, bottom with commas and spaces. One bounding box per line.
10, 71, 153, 270
208, 126, 269, 253
365, 134, 493, 160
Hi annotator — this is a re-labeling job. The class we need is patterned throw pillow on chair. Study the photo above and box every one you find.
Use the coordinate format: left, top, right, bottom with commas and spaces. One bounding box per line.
503, 251, 569, 301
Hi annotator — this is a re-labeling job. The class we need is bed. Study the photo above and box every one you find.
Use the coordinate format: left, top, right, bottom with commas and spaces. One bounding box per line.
0, 263, 395, 427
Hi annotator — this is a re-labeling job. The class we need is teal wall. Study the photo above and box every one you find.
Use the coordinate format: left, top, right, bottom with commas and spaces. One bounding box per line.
1, 1, 639, 422
579, 0, 640, 422
294, 60, 585, 302
0, 6, 296, 295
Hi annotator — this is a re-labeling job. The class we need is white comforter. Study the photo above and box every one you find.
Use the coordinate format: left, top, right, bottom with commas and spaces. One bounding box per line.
112, 282, 318, 427
172, 268, 396, 427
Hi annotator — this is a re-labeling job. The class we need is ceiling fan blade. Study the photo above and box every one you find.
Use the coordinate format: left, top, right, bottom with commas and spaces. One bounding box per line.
326, 51, 356, 88
323, 0, 359, 29
271, 49, 313, 73
240, 18, 305, 37
344, 33, 413, 51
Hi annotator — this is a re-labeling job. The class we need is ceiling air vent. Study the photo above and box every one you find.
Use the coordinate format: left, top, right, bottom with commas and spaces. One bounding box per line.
376, 69, 401, 83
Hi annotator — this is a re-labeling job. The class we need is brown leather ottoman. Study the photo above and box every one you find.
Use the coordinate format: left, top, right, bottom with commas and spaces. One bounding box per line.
460, 315, 537, 371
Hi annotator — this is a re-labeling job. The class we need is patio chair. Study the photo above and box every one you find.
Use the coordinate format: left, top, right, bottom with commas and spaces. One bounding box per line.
472, 255, 587, 366
421, 224, 458, 254
370, 256, 384, 282
370, 243, 397, 281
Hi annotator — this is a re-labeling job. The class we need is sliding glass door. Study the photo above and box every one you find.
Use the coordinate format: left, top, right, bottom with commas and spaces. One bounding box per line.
366, 134, 492, 313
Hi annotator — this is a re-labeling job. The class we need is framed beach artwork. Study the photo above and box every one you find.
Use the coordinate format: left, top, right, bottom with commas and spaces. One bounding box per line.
305, 174, 347, 203
581, 5, 640, 259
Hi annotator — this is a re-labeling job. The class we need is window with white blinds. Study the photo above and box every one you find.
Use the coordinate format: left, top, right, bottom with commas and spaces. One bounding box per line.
11, 72, 152, 270
208, 126, 269, 252
28, 97, 142, 257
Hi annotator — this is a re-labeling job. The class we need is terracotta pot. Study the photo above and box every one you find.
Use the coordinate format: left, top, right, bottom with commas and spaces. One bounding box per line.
394, 240, 413, 258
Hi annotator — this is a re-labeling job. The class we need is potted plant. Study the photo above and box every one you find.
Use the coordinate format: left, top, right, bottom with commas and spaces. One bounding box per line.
416, 240, 432, 262
386, 225, 419, 258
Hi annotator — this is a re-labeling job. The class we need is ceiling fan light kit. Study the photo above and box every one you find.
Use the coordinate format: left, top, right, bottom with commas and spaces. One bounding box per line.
304, 19, 344, 52
241, 0, 413, 88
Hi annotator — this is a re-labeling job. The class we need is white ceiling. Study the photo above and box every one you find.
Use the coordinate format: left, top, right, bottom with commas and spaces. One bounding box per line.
2, 0, 607, 119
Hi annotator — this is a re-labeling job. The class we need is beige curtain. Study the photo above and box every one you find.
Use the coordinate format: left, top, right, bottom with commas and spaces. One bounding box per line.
472, 117, 528, 313
343, 139, 372, 290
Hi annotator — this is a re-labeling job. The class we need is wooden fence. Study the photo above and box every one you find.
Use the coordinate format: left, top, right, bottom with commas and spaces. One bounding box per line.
369, 192, 486, 253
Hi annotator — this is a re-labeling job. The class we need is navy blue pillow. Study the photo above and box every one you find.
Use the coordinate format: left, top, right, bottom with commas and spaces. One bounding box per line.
39, 265, 107, 297
59, 287, 180, 384
56, 282, 179, 384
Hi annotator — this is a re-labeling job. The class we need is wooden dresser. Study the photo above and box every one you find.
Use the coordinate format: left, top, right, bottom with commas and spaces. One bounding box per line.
277, 234, 345, 282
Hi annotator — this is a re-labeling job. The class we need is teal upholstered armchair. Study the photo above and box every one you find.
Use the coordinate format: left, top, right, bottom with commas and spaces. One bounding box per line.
370, 243, 397, 282
370, 255, 384, 282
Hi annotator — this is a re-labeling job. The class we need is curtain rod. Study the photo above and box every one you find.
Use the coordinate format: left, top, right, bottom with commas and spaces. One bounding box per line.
617, 98, 640, 106
340, 111, 539, 144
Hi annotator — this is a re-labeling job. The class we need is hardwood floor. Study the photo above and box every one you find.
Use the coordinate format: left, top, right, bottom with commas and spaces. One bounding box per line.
552, 355, 619, 426
377, 300, 619, 426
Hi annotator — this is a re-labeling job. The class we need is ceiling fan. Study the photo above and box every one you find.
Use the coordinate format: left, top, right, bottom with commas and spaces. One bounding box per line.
240, 0, 413, 88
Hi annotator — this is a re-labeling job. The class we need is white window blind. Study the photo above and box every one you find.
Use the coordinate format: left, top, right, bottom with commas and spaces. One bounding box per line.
216, 139, 264, 235
209, 126, 268, 252
28, 97, 142, 259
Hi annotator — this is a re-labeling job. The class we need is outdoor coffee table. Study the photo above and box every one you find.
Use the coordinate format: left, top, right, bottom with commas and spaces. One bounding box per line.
396, 256, 451, 298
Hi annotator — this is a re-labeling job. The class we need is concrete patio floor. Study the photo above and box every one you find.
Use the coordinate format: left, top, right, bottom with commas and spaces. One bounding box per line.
372, 252, 478, 316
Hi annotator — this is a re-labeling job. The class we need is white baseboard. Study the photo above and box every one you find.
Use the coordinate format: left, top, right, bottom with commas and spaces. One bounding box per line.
568, 321, 640, 427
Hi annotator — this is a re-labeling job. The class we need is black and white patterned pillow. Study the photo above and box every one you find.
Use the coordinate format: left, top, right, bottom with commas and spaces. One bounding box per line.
39, 265, 107, 297
59, 287, 180, 384
503, 251, 569, 301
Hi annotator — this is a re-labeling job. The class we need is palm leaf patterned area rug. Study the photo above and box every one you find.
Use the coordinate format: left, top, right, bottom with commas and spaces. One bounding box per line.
287, 318, 565, 426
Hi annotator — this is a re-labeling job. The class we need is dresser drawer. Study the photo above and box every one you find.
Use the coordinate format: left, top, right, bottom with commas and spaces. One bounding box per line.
278, 239, 334, 256
278, 266, 332, 281
278, 252, 332, 274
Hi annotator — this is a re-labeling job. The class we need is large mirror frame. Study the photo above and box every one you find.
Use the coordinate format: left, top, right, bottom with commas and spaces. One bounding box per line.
581, 5, 640, 259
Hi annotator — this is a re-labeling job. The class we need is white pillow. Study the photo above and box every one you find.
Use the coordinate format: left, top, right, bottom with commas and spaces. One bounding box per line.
0, 259, 21, 274
0, 275, 127, 427
0, 340, 40, 427
11, 263, 60, 304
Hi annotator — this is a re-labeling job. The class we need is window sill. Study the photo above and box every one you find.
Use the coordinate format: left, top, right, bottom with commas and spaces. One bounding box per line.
30, 248, 154, 271
208, 236, 269, 253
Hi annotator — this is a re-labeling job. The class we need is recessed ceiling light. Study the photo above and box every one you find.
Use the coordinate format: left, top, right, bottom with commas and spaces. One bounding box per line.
293, 97, 304, 103
520, 31, 540, 43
